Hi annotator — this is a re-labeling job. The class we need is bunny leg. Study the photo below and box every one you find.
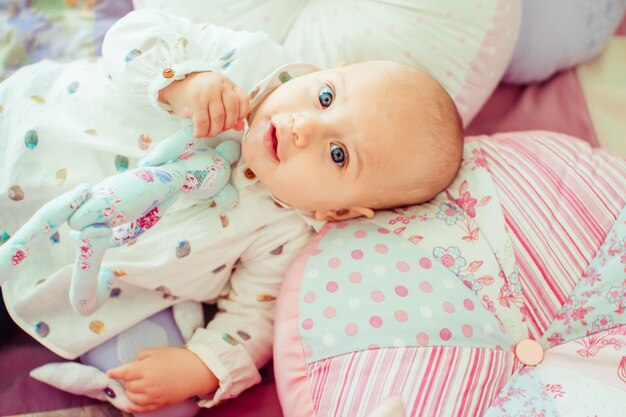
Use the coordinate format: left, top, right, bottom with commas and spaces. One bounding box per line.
108, 192, 180, 248
0, 184, 90, 282
213, 183, 239, 210
70, 224, 113, 316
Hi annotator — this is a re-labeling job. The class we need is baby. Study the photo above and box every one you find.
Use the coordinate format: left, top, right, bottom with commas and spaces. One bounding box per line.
164, 59, 464, 220
243, 59, 464, 218
0, 8, 462, 415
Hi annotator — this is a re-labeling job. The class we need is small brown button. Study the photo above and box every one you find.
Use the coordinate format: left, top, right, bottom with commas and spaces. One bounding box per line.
162, 68, 175, 78
244, 168, 256, 180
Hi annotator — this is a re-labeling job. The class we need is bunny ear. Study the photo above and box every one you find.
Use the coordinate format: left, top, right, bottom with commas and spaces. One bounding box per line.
366, 397, 405, 417
30, 362, 135, 412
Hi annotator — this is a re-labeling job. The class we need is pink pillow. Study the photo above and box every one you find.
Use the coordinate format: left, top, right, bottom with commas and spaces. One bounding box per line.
274, 131, 626, 417
466, 69, 598, 147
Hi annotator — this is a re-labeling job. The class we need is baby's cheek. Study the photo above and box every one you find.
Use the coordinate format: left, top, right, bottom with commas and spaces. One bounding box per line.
240, 135, 257, 164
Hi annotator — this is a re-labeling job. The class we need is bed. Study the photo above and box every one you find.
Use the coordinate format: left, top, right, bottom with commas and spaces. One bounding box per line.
1, 1, 625, 416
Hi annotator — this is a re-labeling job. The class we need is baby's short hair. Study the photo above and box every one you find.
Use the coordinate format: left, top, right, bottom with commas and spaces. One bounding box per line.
370, 62, 464, 210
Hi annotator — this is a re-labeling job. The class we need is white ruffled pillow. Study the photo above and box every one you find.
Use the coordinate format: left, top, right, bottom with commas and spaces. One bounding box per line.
132, 0, 521, 125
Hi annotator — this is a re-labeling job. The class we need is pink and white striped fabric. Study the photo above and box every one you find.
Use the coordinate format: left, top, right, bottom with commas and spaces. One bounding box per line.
475, 132, 626, 338
308, 347, 517, 417
275, 131, 626, 417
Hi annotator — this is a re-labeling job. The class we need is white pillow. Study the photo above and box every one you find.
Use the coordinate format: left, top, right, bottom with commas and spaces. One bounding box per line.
133, 0, 521, 125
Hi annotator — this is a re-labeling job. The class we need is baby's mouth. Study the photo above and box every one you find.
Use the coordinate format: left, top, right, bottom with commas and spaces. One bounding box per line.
263, 121, 280, 162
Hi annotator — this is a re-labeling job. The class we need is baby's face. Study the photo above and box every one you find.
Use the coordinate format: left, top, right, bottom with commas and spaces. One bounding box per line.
243, 62, 426, 219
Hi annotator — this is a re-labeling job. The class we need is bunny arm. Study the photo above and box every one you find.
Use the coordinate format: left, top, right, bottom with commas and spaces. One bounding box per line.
138, 125, 242, 168
138, 125, 196, 167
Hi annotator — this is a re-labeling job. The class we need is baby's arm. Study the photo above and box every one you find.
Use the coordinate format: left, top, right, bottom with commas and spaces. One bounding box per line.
107, 214, 311, 412
185, 215, 312, 408
107, 347, 216, 413
101, 9, 293, 128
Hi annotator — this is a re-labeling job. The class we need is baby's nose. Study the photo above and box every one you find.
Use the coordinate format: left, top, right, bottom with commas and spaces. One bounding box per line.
292, 113, 322, 147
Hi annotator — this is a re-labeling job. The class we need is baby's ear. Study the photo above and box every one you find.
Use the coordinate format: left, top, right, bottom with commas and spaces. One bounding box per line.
314, 207, 374, 222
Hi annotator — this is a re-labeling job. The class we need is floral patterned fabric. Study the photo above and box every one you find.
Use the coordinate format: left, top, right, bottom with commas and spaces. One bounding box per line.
484, 209, 626, 417
542, 208, 626, 348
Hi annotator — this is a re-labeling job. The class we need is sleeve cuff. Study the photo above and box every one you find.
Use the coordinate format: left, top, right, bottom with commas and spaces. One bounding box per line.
148, 59, 217, 114
185, 329, 262, 408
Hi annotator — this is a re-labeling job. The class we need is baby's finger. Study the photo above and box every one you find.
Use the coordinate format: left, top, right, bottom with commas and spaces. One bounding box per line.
192, 107, 210, 138
207, 98, 226, 138
221, 86, 240, 131
233, 119, 245, 131
235, 84, 251, 121
123, 378, 149, 394
136, 349, 154, 361
107, 365, 140, 381
126, 391, 159, 409
128, 404, 161, 414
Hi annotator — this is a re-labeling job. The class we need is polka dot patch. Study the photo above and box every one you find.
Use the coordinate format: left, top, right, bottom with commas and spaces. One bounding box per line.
371, 290, 385, 302
89, 320, 106, 334
138, 134, 152, 150
396, 261, 410, 272
114, 155, 129, 172
35, 321, 50, 337
55, 169, 68, 186
24, 130, 38, 150
297, 218, 510, 363
67, 81, 79, 95
302, 318, 313, 330
175, 240, 191, 258
8, 185, 24, 201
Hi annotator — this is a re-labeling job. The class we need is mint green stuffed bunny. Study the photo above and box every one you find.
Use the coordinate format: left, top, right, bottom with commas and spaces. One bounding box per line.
0, 125, 240, 315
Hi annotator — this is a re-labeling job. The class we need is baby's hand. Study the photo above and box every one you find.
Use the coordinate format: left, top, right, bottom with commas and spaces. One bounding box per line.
107, 347, 218, 413
158, 71, 250, 138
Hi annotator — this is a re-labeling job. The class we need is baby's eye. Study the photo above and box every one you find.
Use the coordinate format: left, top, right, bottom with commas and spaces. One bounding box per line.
319, 85, 334, 108
330, 143, 346, 167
